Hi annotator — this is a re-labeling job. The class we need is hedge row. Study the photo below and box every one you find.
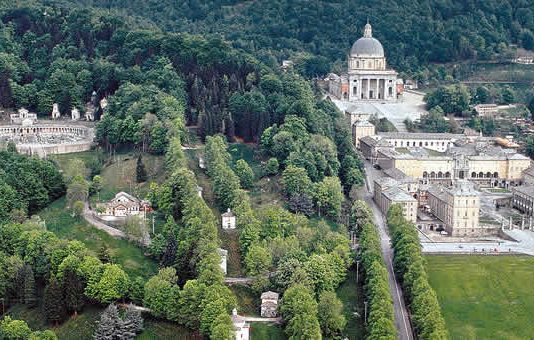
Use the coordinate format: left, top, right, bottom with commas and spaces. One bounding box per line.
352, 200, 396, 340
387, 204, 449, 340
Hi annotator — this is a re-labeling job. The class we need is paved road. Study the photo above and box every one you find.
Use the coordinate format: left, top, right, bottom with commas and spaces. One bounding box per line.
363, 161, 414, 340
83, 202, 126, 238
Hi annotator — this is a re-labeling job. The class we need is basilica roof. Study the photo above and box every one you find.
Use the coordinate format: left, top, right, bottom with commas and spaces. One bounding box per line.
350, 23, 384, 58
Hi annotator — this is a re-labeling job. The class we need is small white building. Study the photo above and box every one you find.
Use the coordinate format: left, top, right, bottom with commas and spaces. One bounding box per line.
71, 107, 80, 121
217, 248, 228, 275
197, 185, 203, 198
198, 156, 206, 169
222, 209, 236, 229
51, 103, 61, 119
99, 192, 150, 218
10, 108, 37, 125
260, 291, 279, 317
231, 309, 250, 340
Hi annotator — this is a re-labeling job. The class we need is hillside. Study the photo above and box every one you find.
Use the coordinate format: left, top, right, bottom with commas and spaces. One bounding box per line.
54, 0, 534, 74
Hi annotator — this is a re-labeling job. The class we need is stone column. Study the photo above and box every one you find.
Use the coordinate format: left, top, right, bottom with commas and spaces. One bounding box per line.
509, 216, 513, 230
366, 79, 370, 99
375, 78, 379, 100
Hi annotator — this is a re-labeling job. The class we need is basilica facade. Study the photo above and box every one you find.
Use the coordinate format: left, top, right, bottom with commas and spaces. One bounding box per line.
328, 22, 399, 102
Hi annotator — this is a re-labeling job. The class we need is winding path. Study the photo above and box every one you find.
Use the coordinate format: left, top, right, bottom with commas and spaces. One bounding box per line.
83, 202, 126, 238
363, 161, 414, 340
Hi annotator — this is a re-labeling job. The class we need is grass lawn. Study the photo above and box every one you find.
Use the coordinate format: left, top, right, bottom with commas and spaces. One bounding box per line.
97, 152, 166, 202
426, 255, 534, 340
7, 304, 198, 340
250, 322, 286, 339
336, 266, 365, 339
230, 285, 260, 317
38, 197, 157, 279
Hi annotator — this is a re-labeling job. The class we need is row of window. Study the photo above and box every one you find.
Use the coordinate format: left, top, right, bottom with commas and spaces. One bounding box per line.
393, 140, 451, 147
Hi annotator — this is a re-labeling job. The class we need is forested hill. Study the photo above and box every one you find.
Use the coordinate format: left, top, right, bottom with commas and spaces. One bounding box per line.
54, 0, 534, 74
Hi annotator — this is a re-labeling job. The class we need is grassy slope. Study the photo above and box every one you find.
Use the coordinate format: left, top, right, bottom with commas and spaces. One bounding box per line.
426, 255, 534, 340
7, 304, 198, 339
39, 197, 157, 279
336, 266, 365, 339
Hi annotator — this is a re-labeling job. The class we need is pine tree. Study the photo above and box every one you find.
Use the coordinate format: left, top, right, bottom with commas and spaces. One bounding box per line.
22, 264, 36, 307
43, 279, 65, 325
63, 268, 85, 316
136, 155, 148, 183
98, 245, 112, 263
94, 304, 121, 340
122, 304, 144, 339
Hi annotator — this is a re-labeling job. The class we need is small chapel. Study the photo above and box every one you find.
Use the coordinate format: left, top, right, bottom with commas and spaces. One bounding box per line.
328, 22, 400, 102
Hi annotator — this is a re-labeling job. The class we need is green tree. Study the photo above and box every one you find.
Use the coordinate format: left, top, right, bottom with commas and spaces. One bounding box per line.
264, 158, 279, 176
22, 264, 37, 307
72, 200, 85, 218
43, 279, 65, 325
85, 264, 130, 304
0, 317, 32, 339
143, 268, 178, 319
501, 87, 515, 104
63, 269, 85, 316
418, 106, 451, 133
244, 244, 272, 276
317, 291, 346, 336
282, 165, 312, 198
314, 176, 343, 218
136, 155, 148, 183
210, 313, 234, 340
234, 159, 254, 189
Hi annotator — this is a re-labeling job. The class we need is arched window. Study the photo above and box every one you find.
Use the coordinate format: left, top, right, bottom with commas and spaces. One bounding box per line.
493, 172, 499, 178
356, 61, 360, 68
478, 172, 484, 178
430, 171, 436, 178
471, 172, 477, 178
486, 172, 492, 178
438, 171, 443, 178
445, 172, 451, 178
353, 86, 357, 95
419, 142, 423, 147
423, 171, 428, 178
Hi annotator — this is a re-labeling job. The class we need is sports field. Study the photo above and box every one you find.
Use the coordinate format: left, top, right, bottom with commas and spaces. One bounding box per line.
425, 255, 534, 340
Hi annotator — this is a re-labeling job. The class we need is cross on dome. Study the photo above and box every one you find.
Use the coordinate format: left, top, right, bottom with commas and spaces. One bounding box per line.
363, 21, 373, 38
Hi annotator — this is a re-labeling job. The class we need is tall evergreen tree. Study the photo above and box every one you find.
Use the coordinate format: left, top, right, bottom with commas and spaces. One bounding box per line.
136, 155, 148, 183
43, 279, 65, 325
93, 304, 122, 340
22, 264, 36, 307
63, 269, 85, 316
122, 304, 144, 339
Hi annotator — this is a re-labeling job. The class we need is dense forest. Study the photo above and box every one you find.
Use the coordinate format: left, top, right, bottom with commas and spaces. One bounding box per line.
56, 0, 534, 76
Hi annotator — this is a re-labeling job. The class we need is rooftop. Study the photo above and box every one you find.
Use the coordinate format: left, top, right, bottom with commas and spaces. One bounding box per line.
378, 132, 464, 140
382, 186, 417, 202
512, 185, 534, 197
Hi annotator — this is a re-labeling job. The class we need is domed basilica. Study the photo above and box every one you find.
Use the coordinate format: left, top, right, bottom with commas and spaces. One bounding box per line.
328, 22, 399, 102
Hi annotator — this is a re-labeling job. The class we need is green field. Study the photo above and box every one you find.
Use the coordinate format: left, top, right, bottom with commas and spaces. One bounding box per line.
251, 322, 286, 339
426, 255, 534, 340
336, 266, 365, 339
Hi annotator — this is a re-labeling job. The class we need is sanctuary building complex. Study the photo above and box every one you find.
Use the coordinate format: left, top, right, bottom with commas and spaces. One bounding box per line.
328, 22, 400, 102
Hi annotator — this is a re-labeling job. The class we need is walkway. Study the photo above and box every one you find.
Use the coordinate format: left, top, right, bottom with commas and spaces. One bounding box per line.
83, 202, 125, 238
363, 161, 414, 340
242, 316, 282, 324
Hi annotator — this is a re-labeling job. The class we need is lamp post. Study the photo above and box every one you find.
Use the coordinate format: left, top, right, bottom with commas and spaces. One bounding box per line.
364, 300, 368, 324
356, 260, 360, 283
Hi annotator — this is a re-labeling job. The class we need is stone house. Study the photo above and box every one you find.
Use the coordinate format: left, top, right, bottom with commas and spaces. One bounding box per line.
260, 291, 279, 318
99, 192, 150, 218
222, 209, 236, 229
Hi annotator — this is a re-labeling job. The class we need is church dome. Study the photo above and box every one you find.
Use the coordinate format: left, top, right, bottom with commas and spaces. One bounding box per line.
350, 23, 384, 57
